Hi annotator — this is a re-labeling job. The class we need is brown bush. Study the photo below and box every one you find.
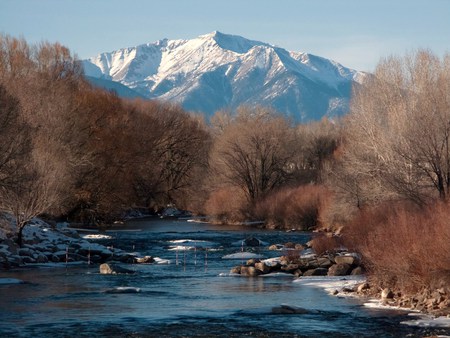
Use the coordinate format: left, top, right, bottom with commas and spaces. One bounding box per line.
310, 233, 341, 256
253, 185, 332, 230
342, 202, 450, 292
204, 187, 248, 223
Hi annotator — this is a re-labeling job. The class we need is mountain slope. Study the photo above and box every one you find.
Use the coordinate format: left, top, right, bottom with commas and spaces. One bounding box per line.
83, 31, 366, 121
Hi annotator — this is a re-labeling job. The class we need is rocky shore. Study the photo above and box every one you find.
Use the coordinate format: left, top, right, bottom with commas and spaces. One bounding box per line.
0, 219, 144, 270
230, 241, 364, 278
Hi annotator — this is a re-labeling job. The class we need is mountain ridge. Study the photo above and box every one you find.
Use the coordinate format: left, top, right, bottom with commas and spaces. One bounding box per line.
83, 31, 367, 121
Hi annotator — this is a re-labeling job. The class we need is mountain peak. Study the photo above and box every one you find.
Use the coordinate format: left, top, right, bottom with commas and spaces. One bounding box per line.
83, 32, 366, 122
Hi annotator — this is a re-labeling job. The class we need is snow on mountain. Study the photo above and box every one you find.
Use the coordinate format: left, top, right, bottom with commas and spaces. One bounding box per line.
83, 31, 367, 121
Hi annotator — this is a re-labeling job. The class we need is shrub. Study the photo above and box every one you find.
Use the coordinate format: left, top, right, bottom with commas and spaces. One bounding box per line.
342, 202, 450, 292
204, 187, 248, 223
310, 233, 341, 256
253, 185, 332, 230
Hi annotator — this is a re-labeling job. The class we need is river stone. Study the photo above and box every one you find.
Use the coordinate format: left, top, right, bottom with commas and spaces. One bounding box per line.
317, 257, 333, 268
327, 263, 351, 276
334, 255, 358, 266
303, 268, 328, 276
271, 305, 310, 314
240, 266, 261, 277
281, 264, 299, 273
254, 262, 270, 274
99, 263, 135, 275
230, 266, 241, 274
350, 266, 364, 275
135, 256, 154, 264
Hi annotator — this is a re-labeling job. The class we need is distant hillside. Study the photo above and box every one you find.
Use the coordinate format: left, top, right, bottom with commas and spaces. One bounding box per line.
85, 76, 146, 99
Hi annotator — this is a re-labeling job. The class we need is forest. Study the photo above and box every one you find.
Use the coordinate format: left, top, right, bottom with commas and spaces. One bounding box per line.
0, 35, 449, 296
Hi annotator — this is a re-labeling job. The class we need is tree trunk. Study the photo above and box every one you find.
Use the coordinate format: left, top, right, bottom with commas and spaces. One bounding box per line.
17, 221, 27, 248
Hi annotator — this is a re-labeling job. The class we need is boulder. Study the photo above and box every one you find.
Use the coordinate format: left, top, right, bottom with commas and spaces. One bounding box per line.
99, 263, 135, 275
281, 264, 299, 273
268, 244, 279, 251
327, 263, 351, 276
246, 258, 258, 266
240, 266, 261, 277
303, 268, 328, 276
316, 257, 333, 268
334, 255, 358, 266
254, 262, 270, 274
230, 266, 241, 274
350, 266, 364, 275
357, 283, 370, 293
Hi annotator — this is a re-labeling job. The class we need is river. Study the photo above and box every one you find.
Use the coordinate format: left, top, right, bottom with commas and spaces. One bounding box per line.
0, 217, 449, 337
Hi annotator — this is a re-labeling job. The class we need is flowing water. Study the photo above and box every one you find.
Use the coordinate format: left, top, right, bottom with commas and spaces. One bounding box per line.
0, 218, 449, 337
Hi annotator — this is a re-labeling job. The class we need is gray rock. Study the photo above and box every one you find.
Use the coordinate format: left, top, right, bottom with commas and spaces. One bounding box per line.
350, 266, 364, 275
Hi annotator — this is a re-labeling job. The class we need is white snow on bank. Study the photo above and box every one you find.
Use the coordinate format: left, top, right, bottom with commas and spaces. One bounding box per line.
222, 252, 264, 260
401, 312, 450, 328
294, 275, 366, 295
82, 234, 112, 239
153, 257, 170, 264
363, 299, 416, 312
168, 239, 217, 247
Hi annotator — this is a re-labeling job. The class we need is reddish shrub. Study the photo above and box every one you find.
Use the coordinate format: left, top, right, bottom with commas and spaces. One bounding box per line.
204, 187, 247, 223
310, 233, 341, 256
253, 185, 332, 230
342, 202, 450, 291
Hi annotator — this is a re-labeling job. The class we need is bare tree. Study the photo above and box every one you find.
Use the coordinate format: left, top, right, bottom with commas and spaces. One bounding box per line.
210, 106, 297, 204
335, 50, 450, 207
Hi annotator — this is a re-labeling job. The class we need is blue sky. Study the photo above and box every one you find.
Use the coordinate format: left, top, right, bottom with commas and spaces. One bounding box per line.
0, 0, 449, 72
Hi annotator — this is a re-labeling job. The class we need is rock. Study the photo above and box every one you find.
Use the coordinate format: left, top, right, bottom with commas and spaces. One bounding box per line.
246, 258, 258, 266
294, 244, 305, 251
271, 305, 310, 314
381, 288, 394, 299
254, 262, 270, 274
357, 283, 370, 293
240, 266, 261, 277
99, 263, 135, 275
303, 268, 328, 276
135, 256, 154, 264
284, 242, 295, 249
316, 257, 333, 268
334, 255, 358, 266
36, 254, 48, 263
18, 248, 35, 257
243, 237, 262, 247
268, 244, 279, 251
281, 264, 299, 273
230, 266, 241, 274
350, 266, 364, 275
294, 269, 303, 277
327, 263, 351, 276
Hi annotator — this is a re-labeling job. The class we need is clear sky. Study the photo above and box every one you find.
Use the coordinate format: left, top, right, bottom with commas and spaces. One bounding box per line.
0, 0, 449, 72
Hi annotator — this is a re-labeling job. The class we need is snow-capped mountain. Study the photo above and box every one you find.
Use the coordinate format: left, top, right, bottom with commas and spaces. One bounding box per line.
83, 31, 366, 121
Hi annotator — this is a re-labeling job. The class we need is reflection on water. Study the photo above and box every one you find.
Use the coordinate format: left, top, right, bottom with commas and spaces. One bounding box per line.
1, 218, 449, 337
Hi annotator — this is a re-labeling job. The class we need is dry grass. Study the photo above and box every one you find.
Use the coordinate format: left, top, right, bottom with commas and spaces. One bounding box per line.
342, 202, 450, 291
253, 185, 332, 230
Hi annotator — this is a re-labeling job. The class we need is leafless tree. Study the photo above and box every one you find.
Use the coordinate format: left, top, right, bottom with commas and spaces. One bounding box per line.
334, 50, 450, 207
209, 106, 297, 204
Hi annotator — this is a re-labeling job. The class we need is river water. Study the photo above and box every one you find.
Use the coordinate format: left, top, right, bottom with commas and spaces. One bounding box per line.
0, 218, 449, 337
